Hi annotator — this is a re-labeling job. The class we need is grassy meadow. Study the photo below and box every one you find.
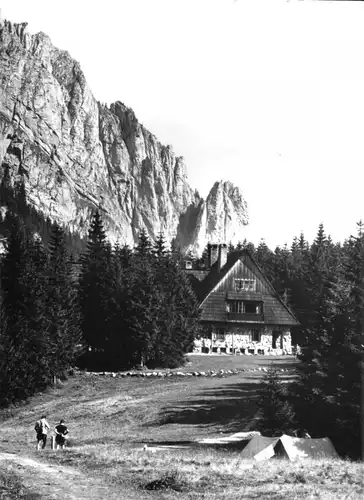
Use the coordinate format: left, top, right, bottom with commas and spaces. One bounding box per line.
0, 355, 363, 499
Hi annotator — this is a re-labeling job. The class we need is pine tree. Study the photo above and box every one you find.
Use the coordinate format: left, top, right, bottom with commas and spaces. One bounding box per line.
298, 232, 309, 253
0, 215, 49, 405
256, 365, 296, 436
102, 242, 131, 368
310, 223, 326, 263
332, 220, 364, 455
291, 223, 362, 457
154, 231, 168, 258
255, 239, 274, 281
147, 252, 199, 367
121, 247, 159, 367
45, 223, 82, 378
308, 224, 335, 332
244, 241, 256, 257
112, 239, 200, 369
289, 233, 311, 334
135, 228, 153, 256
291, 236, 299, 255
78, 211, 113, 353
117, 243, 133, 269
272, 245, 292, 305
0, 215, 30, 405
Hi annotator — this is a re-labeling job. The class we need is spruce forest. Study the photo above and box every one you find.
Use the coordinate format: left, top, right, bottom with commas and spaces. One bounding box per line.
0, 183, 363, 458
0, 209, 199, 406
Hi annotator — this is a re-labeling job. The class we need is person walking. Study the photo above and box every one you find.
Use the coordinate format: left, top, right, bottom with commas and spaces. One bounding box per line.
54, 419, 69, 450
35, 415, 50, 450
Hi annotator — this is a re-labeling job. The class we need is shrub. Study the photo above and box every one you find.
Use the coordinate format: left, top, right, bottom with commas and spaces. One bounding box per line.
256, 364, 296, 435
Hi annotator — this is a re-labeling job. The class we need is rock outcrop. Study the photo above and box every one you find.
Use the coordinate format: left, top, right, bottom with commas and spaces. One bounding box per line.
189, 180, 249, 255
0, 18, 248, 254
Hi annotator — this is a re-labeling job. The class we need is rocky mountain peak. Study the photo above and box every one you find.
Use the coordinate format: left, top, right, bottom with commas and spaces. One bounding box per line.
0, 18, 249, 255
188, 180, 249, 255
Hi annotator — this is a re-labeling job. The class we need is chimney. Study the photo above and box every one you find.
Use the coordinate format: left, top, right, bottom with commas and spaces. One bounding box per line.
208, 243, 228, 270
218, 244, 228, 270
208, 243, 219, 268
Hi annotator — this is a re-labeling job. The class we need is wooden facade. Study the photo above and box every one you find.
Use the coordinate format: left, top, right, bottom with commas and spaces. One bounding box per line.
186, 247, 299, 355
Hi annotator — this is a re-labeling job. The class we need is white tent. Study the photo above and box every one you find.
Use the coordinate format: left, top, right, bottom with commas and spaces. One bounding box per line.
240, 435, 280, 459
241, 434, 339, 461
273, 434, 339, 461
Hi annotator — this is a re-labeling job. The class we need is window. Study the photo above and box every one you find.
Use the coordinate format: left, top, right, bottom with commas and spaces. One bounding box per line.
185, 261, 192, 269
245, 302, 261, 314
228, 301, 261, 314
215, 328, 225, 340
251, 329, 261, 342
234, 279, 256, 292
228, 301, 244, 313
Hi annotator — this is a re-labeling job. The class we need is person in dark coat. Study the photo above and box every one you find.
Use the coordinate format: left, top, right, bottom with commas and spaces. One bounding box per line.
54, 419, 69, 449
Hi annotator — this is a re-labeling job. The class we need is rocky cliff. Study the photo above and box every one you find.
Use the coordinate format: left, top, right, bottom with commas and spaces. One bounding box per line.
190, 181, 249, 256
0, 19, 248, 254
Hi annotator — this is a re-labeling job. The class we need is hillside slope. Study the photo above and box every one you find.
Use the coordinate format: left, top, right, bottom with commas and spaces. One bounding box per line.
0, 357, 362, 500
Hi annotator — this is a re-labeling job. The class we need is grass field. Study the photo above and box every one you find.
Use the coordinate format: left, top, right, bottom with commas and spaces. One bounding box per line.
0, 355, 363, 499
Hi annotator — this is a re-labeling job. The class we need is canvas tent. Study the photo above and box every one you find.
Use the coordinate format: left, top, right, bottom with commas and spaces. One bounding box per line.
241, 434, 338, 461
272, 434, 339, 461
240, 435, 280, 459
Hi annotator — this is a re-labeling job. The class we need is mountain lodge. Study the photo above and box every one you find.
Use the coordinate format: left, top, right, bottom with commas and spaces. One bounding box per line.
185, 244, 299, 355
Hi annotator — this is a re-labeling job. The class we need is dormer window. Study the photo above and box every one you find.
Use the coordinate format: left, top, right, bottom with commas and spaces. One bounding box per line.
227, 301, 262, 314
234, 279, 256, 292
245, 302, 261, 314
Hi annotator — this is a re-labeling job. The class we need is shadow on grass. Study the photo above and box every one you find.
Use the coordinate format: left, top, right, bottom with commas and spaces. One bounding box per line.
135, 438, 252, 452
150, 380, 266, 436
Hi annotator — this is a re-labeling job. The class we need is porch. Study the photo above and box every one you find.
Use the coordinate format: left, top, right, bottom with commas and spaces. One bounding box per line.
193, 324, 293, 356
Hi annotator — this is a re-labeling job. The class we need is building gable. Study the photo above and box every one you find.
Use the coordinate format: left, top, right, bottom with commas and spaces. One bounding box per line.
199, 251, 299, 327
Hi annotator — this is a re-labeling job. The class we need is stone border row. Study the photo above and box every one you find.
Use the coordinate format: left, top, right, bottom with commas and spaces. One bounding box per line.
83, 367, 293, 378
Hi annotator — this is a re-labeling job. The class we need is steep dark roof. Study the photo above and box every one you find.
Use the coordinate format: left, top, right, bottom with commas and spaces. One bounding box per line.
195, 250, 244, 301
193, 250, 299, 327
246, 252, 300, 326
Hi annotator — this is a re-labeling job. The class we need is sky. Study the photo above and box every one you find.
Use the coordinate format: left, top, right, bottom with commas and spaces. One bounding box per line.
1, 0, 364, 249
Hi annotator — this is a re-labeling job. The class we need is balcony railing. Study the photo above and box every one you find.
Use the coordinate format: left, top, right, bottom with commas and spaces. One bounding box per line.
226, 312, 264, 322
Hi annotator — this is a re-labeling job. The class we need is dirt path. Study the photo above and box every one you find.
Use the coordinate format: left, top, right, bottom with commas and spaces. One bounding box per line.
0, 452, 133, 500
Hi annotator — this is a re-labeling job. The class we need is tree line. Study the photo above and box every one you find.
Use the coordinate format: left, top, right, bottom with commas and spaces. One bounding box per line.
0, 215, 82, 407
0, 207, 199, 407
77, 211, 199, 371
237, 224, 364, 459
